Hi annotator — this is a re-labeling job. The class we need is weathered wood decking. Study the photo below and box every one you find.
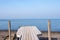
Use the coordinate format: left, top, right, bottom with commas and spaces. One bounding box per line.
16, 26, 41, 40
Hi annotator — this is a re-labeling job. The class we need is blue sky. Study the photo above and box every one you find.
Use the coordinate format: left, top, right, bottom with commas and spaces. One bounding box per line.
0, 0, 60, 19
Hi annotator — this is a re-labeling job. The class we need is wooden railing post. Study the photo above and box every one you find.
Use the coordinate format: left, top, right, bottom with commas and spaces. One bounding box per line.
8, 20, 11, 40
48, 20, 51, 40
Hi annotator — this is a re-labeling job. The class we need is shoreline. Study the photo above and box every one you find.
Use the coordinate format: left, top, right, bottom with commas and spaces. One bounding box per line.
0, 30, 60, 40
0, 30, 60, 33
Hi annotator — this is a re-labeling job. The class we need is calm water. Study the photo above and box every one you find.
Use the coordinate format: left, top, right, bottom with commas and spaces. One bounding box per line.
0, 19, 60, 32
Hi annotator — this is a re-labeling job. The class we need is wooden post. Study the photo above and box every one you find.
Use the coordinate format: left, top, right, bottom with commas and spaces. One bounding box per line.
8, 21, 11, 40
48, 20, 51, 40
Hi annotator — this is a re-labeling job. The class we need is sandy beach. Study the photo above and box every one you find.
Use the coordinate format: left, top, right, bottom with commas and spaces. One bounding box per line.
0, 30, 60, 40
0, 30, 16, 40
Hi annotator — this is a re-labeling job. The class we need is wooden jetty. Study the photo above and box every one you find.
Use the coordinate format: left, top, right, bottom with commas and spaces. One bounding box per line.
16, 26, 41, 40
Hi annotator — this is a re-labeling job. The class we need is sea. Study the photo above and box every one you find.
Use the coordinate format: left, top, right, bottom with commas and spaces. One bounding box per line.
0, 19, 60, 32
